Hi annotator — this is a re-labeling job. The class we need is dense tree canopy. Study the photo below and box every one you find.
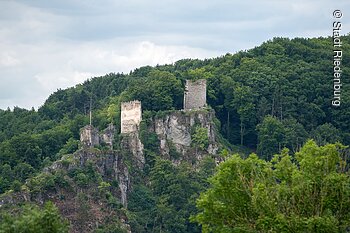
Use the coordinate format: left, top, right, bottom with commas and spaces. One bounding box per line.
0, 202, 69, 233
193, 141, 350, 233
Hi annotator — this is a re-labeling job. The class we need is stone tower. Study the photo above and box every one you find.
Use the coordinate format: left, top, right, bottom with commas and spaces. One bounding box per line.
183, 79, 207, 110
121, 100, 142, 134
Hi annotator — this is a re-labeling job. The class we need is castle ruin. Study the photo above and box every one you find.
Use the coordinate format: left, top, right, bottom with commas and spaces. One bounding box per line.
80, 125, 100, 147
183, 79, 207, 110
80, 100, 142, 147
100, 124, 116, 148
121, 100, 142, 134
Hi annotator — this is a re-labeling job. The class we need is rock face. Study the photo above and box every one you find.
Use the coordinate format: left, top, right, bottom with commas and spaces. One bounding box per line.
151, 109, 219, 164
116, 162, 129, 209
121, 132, 145, 169
100, 124, 116, 149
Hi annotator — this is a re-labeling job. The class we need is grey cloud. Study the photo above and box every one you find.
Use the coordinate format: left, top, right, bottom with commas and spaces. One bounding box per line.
0, 0, 349, 109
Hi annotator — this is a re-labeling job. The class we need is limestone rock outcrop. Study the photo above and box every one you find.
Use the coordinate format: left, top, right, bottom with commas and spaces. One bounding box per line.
149, 109, 219, 164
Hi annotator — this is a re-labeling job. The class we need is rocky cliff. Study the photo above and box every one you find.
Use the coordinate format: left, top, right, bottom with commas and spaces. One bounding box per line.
0, 148, 132, 233
0, 108, 224, 233
147, 109, 220, 165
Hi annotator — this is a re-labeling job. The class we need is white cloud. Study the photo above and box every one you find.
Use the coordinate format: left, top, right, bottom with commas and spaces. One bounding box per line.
34, 71, 94, 91
0, 52, 20, 67
5, 39, 218, 109
107, 41, 217, 71
33, 39, 217, 83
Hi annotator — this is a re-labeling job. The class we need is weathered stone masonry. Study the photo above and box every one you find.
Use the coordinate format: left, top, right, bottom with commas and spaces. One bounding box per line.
80, 124, 116, 149
183, 79, 207, 110
121, 100, 142, 134
80, 125, 100, 147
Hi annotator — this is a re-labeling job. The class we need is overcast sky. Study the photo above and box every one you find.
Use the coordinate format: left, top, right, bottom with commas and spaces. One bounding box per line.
0, 0, 349, 110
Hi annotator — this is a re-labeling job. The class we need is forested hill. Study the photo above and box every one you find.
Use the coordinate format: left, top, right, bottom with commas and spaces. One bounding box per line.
0, 36, 350, 194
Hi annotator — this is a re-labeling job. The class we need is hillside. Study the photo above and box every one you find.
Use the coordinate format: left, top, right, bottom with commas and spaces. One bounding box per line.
1, 107, 223, 232
0, 36, 350, 232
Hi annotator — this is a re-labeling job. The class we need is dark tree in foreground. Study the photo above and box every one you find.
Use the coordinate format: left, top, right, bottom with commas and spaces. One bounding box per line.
0, 201, 69, 233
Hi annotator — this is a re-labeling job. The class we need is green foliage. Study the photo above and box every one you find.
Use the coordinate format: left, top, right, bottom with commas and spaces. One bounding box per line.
41, 157, 52, 168
13, 162, 35, 182
0, 119, 73, 194
187, 67, 213, 81
283, 118, 308, 153
98, 181, 111, 198
84, 160, 103, 182
107, 103, 118, 124
52, 170, 69, 188
127, 157, 216, 233
124, 70, 183, 111
139, 121, 159, 152
76, 192, 92, 231
232, 84, 256, 145
168, 140, 181, 160
257, 115, 285, 160
107, 194, 123, 210
193, 141, 350, 232
69, 161, 102, 188
57, 138, 79, 156
128, 185, 156, 232
11, 180, 22, 192
39, 126, 72, 159
60, 154, 76, 168
0, 202, 69, 233
27, 173, 56, 194
192, 126, 209, 151
74, 173, 89, 187
94, 222, 127, 233
107, 96, 122, 133
198, 156, 216, 179
311, 123, 342, 146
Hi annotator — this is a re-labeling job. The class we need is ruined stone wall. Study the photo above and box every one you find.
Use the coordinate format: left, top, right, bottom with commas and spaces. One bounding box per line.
80, 124, 116, 149
100, 124, 115, 149
80, 125, 100, 147
183, 79, 207, 110
121, 100, 142, 134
